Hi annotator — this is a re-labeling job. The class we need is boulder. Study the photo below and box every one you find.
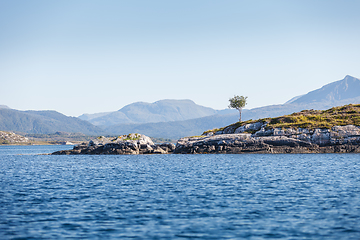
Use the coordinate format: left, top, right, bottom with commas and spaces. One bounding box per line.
234, 121, 263, 133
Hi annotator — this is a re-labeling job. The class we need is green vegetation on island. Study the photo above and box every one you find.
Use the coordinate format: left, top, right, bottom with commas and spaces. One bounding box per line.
204, 104, 360, 135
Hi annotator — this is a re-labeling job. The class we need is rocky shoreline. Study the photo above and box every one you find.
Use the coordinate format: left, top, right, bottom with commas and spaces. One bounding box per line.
175, 122, 360, 154
174, 134, 360, 154
52, 123, 360, 155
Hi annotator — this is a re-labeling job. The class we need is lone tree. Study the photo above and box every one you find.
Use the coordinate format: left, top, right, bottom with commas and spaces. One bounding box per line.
229, 95, 248, 122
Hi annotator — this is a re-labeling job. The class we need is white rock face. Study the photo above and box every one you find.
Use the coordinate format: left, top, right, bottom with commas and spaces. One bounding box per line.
331, 125, 360, 138
234, 122, 263, 133
0, 131, 29, 144
311, 129, 331, 145
211, 121, 360, 146
89, 134, 154, 147
253, 127, 273, 136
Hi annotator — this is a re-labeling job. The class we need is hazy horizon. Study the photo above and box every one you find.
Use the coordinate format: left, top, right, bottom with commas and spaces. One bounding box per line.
1, 0, 360, 116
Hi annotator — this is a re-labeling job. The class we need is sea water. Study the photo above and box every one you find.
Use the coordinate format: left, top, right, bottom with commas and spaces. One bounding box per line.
0, 145, 360, 239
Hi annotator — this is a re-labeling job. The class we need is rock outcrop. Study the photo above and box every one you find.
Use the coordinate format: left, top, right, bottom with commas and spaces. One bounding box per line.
0, 131, 29, 144
52, 134, 175, 155
174, 124, 360, 154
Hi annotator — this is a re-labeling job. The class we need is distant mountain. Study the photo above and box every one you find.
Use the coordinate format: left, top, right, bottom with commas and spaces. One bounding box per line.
291, 75, 360, 104
101, 103, 338, 139
77, 112, 112, 122
238, 75, 360, 129
3, 75, 359, 139
285, 95, 305, 104
0, 108, 105, 135
79, 99, 221, 126
0, 105, 10, 109
103, 113, 240, 139
102, 75, 360, 139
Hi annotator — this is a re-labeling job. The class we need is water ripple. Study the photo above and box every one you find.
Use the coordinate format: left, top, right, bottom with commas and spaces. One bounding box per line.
0, 147, 360, 239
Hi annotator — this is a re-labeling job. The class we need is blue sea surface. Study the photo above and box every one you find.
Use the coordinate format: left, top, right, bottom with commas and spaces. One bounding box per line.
0, 145, 360, 239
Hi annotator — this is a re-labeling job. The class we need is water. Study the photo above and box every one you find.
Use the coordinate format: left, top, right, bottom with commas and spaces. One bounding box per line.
1, 146, 360, 239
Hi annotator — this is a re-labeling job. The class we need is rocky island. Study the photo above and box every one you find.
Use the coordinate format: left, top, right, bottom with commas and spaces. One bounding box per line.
53, 104, 360, 155
176, 104, 360, 154
52, 133, 175, 155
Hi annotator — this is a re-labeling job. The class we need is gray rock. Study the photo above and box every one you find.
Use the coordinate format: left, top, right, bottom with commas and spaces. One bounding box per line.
311, 129, 331, 146
234, 121, 263, 133
331, 125, 360, 138
175, 124, 360, 154
52, 134, 175, 155
253, 127, 273, 136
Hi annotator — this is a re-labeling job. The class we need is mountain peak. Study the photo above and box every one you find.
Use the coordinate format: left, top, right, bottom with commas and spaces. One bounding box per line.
290, 75, 360, 104
81, 99, 219, 126
0, 105, 10, 109
154, 99, 195, 104
344, 75, 358, 79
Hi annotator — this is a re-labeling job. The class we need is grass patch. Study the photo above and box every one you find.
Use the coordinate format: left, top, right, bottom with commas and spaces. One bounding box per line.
203, 104, 360, 135
120, 133, 141, 141
203, 128, 223, 135
267, 104, 360, 129
187, 136, 207, 139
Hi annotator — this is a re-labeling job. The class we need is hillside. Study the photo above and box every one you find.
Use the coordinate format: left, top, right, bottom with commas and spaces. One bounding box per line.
0, 108, 105, 135
204, 104, 360, 135
79, 99, 220, 126
173, 104, 360, 154
266, 104, 360, 129
0, 105, 10, 109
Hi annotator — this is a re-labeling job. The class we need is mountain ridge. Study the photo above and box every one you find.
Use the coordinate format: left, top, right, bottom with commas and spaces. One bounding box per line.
0, 108, 105, 135
101, 75, 360, 139
291, 75, 360, 104
79, 99, 222, 126
2, 75, 360, 138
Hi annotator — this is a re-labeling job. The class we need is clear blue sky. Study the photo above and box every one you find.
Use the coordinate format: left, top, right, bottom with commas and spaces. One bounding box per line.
1, 0, 360, 116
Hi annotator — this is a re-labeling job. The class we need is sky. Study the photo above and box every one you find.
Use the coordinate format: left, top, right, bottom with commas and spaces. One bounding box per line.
1, 0, 360, 116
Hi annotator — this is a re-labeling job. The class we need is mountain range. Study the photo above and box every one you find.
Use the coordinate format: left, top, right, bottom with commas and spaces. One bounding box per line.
0, 109, 104, 135
96, 75, 360, 138
78, 99, 233, 126
1, 75, 360, 139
